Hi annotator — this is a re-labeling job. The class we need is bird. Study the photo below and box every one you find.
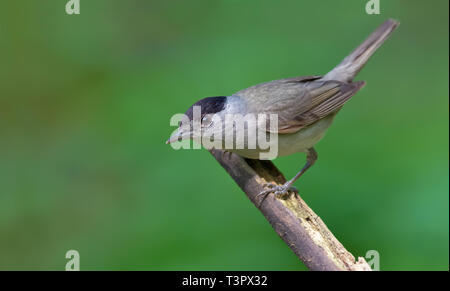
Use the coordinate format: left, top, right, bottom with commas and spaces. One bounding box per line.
167, 19, 399, 200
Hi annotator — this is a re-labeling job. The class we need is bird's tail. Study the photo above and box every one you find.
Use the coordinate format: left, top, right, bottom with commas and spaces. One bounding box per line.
322, 19, 399, 82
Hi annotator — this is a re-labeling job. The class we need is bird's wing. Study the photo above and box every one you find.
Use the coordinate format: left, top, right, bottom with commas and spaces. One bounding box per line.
235, 76, 365, 134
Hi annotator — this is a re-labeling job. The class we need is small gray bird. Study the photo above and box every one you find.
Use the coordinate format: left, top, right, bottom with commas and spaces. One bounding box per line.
167, 19, 399, 199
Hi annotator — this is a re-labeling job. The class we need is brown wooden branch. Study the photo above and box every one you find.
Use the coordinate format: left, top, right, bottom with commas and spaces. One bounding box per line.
209, 149, 371, 271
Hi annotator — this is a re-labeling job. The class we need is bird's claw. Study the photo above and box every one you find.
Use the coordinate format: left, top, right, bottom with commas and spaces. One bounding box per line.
257, 182, 298, 205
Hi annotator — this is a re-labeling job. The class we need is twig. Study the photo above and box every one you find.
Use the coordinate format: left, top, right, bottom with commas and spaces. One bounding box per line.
209, 149, 372, 271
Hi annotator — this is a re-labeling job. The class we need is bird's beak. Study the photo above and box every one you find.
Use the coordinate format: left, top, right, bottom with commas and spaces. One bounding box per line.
166, 128, 191, 144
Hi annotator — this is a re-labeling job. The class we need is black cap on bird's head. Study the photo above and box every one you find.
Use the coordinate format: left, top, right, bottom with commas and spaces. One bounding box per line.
184, 96, 227, 122
166, 96, 227, 144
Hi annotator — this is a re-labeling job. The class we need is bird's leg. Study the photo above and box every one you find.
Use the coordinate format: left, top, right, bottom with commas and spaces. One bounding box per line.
257, 148, 318, 203
281, 147, 318, 190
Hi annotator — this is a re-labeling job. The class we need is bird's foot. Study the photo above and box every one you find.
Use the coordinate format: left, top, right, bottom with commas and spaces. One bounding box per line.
257, 182, 298, 204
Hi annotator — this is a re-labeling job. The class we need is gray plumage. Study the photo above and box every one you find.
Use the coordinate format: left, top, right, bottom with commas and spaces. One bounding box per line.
234, 77, 365, 134
167, 19, 399, 199
232, 19, 399, 136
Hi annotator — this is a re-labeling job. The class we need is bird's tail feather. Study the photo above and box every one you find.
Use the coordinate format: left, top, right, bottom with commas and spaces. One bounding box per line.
322, 19, 399, 82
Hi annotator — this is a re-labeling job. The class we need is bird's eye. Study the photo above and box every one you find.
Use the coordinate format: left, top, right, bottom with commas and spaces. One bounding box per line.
201, 115, 213, 126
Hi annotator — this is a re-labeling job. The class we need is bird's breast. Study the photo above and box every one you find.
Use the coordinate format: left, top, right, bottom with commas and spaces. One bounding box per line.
228, 114, 336, 159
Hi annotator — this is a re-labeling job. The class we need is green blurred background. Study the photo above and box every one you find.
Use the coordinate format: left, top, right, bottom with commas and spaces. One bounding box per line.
0, 0, 448, 271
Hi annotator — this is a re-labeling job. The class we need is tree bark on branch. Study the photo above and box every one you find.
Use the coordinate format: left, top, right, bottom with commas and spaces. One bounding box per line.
209, 149, 371, 271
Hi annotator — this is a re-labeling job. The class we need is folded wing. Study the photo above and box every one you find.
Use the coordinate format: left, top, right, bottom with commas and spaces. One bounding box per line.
235, 76, 365, 134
